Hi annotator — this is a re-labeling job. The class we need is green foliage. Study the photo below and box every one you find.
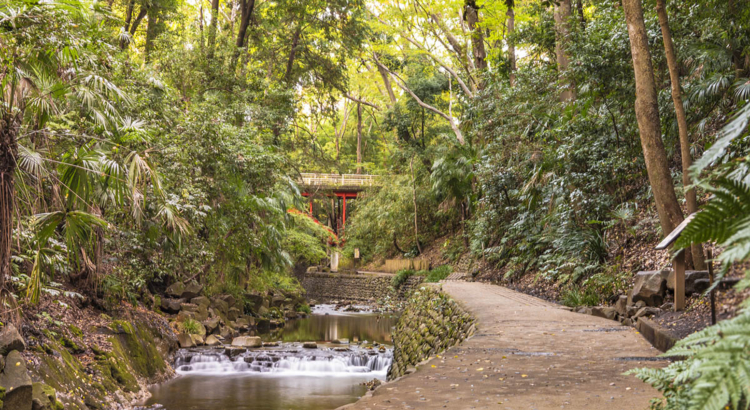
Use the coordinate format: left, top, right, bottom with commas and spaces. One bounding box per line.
425, 265, 453, 283
391, 269, 417, 289
561, 286, 600, 308
296, 304, 312, 314
181, 318, 201, 335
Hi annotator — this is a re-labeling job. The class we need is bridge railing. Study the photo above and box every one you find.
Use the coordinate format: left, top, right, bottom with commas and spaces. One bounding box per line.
300, 173, 380, 188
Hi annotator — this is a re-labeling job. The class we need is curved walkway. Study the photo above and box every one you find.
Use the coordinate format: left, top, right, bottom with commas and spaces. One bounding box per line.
346, 282, 663, 410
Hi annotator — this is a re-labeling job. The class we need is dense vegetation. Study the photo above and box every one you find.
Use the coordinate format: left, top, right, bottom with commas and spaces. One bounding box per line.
2, 0, 750, 407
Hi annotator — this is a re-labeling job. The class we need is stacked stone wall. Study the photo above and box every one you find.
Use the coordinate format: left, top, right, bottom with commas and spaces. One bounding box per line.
300, 272, 424, 302
387, 285, 475, 380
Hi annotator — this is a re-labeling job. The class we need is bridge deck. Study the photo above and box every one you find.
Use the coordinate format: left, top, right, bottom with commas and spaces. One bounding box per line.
300, 173, 380, 191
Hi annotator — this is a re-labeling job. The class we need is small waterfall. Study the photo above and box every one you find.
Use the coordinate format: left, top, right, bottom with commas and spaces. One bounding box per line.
175, 345, 392, 377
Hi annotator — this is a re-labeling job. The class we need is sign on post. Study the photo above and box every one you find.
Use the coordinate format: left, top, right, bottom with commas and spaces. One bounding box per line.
655, 213, 696, 311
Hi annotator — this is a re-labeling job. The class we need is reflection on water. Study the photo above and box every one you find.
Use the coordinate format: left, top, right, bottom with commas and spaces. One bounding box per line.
264, 308, 397, 344
144, 308, 398, 410
146, 373, 373, 410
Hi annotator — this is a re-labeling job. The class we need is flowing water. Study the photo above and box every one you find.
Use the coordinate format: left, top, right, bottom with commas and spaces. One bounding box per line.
143, 306, 398, 410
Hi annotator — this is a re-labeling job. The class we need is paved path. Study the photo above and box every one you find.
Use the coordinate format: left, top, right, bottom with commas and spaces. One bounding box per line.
346, 282, 663, 410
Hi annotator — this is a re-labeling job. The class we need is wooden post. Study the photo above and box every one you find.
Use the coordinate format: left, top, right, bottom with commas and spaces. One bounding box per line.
674, 249, 686, 311
707, 249, 716, 325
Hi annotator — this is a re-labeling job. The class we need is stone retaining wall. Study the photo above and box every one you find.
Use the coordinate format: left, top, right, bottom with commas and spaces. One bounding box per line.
300, 272, 424, 302
387, 285, 475, 380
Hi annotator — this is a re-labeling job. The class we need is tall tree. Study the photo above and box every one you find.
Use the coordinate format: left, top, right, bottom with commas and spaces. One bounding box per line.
356, 99, 363, 174
207, 0, 220, 58
554, 0, 576, 101
506, 0, 516, 87
622, 0, 686, 240
464, 1, 487, 72
655, 0, 705, 269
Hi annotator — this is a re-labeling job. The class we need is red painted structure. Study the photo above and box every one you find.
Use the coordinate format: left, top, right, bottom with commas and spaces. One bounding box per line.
301, 191, 358, 237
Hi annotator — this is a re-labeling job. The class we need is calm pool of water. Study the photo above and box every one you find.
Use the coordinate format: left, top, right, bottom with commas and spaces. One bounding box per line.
143, 306, 398, 410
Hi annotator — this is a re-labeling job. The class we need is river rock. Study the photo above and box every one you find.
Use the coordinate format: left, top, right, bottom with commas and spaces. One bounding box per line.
232, 336, 262, 348
191, 296, 210, 308
667, 270, 711, 295
227, 307, 241, 322
302, 342, 317, 349
177, 333, 195, 348
0, 350, 33, 410
31, 382, 59, 410
225, 347, 246, 359
615, 295, 628, 317
632, 270, 670, 306
181, 282, 204, 300
284, 311, 298, 320
0, 324, 25, 356
161, 298, 185, 314
219, 294, 237, 308
633, 306, 661, 320
190, 334, 205, 346
180, 303, 199, 313
591, 306, 617, 320
271, 295, 286, 308
166, 282, 186, 298
176, 311, 195, 322
244, 292, 264, 312
332, 338, 349, 345
210, 297, 229, 316
205, 335, 222, 347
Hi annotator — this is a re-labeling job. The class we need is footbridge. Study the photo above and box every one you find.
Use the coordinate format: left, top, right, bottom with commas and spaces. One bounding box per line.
298, 173, 381, 236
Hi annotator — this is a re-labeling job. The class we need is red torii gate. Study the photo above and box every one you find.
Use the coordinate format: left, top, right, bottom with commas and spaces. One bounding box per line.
299, 173, 379, 236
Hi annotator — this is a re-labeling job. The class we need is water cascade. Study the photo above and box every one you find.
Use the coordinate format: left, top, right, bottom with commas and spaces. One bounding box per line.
174, 345, 392, 377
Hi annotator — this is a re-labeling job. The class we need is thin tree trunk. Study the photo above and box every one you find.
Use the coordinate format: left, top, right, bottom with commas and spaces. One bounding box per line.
234, 0, 256, 51
0, 118, 19, 293
375, 61, 397, 106
207, 0, 220, 59
464, 1, 487, 71
410, 157, 422, 255
356, 100, 362, 174
554, 0, 576, 101
145, 9, 157, 62
284, 26, 303, 84
623, 0, 686, 240
129, 6, 148, 36
576, 0, 586, 27
656, 0, 705, 270
121, 0, 136, 49
506, 0, 516, 87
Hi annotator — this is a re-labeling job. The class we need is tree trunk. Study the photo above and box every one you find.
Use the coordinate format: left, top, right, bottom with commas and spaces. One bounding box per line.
207, 0, 220, 59
129, 6, 148, 36
284, 26, 303, 84
235, 0, 256, 48
464, 1, 487, 71
356, 100, 362, 174
576, 0, 586, 27
0, 118, 19, 293
121, 0, 136, 49
144, 9, 157, 62
554, 0, 576, 101
375, 61, 397, 105
506, 1, 516, 87
410, 157, 422, 255
656, 0, 705, 270
623, 0, 686, 240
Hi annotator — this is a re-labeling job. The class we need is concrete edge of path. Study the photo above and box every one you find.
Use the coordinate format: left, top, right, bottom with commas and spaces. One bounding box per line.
636, 317, 679, 352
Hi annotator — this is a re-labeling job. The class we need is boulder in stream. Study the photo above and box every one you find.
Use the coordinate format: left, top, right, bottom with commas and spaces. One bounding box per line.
232, 336, 262, 348
302, 342, 318, 349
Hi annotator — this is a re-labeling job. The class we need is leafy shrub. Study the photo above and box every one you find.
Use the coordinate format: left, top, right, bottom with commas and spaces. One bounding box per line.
296, 304, 312, 314
425, 265, 453, 282
182, 318, 201, 335
561, 286, 600, 307
391, 269, 416, 289
441, 240, 465, 263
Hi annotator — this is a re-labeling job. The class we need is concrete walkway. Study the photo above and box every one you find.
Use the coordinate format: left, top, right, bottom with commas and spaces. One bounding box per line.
346, 282, 663, 410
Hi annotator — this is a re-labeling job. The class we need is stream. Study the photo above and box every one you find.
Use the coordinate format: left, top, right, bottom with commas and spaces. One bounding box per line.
142, 305, 398, 410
